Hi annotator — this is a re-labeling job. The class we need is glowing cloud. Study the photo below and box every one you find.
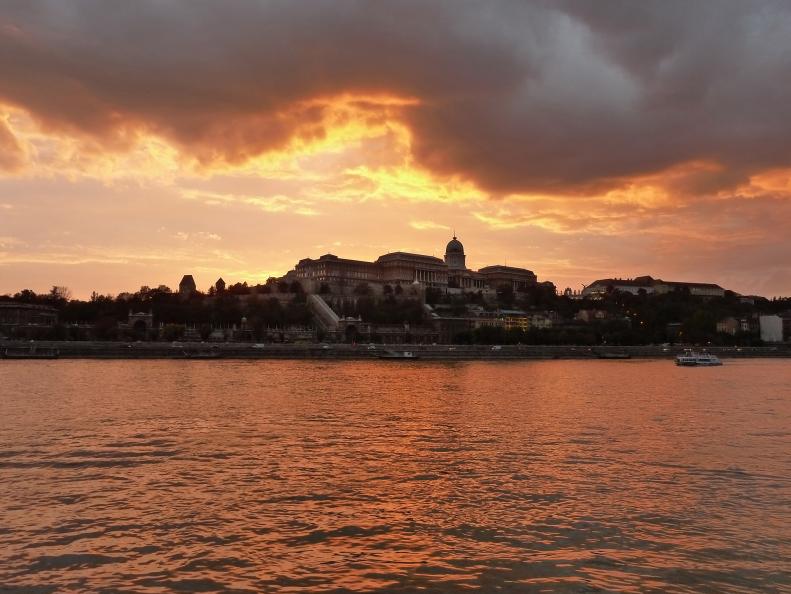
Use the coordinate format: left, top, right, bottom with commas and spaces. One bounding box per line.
2, 2, 791, 297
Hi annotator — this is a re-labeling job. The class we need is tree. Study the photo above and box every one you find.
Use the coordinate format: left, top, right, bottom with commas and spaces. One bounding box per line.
93, 315, 118, 340
496, 283, 514, 307
228, 282, 251, 295
13, 289, 41, 303
253, 283, 271, 294
162, 324, 185, 341
424, 287, 442, 304
210, 293, 243, 326
47, 286, 71, 306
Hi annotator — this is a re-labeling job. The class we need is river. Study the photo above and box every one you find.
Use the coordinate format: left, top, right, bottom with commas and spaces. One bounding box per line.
1, 359, 789, 593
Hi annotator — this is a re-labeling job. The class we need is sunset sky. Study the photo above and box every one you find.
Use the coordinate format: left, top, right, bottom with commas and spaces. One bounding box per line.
2, 1, 791, 298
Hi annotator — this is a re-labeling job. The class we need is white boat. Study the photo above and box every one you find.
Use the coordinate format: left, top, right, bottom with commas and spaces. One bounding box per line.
675, 350, 722, 366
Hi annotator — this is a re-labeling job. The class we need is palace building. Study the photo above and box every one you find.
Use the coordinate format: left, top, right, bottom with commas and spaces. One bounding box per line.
378, 252, 448, 288
294, 254, 380, 284
478, 265, 538, 292
582, 275, 725, 298
290, 235, 548, 294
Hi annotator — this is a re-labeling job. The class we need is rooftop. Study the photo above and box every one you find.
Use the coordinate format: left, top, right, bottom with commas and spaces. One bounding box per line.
377, 252, 445, 264
0, 302, 59, 312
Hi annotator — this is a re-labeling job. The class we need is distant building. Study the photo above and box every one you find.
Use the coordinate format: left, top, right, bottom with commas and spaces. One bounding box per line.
563, 287, 584, 300
583, 275, 725, 298
717, 317, 738, 335
717, 317, 753, 336
500, 310, 528, 331
378, 252, 448, 288
0, 302, 58, 337
215, 278, 226, 293
119, 310, 155, 335
576, 309, 609, 323
782, 312, 791, 342
583, 276, 655, 296
529, 313, 554, 330
179, 275, 197, 297
290, 235, 547, 294
294, 254, 381, 284
656, 280, 725, 297
478, 265, 537, 292
759, 315, 784, 343
716, 317, 736, 335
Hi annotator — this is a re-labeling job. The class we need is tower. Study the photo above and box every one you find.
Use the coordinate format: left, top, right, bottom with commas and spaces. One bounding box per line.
444, 235, 466, 270
179, 274, 196, 297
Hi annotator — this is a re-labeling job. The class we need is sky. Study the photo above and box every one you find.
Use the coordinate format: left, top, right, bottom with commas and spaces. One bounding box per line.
2, 0, 791, 299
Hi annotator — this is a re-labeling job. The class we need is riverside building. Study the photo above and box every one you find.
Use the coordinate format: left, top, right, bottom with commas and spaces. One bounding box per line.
0, 302, 58, 337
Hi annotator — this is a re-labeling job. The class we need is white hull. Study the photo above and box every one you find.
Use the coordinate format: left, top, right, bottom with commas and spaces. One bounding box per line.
676, 351, 722, 366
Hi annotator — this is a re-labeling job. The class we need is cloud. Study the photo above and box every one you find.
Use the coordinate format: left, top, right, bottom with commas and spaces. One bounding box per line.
0, 118, 25, 171
410, 221, 450, 231
2, 2, 791, 297
173, 231, 222, 242
180, 189, 319, 216
0, 235, 24, 248
1, 1, 790, 194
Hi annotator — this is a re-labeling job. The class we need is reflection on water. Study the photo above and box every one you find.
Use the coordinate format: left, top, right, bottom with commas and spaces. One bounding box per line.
1, 359, 789, 593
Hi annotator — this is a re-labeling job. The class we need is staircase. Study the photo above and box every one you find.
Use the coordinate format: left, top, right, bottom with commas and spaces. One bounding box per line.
307, 294, 340, 331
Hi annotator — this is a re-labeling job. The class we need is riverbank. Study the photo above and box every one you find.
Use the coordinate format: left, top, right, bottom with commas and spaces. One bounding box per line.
2, 340, 791, 360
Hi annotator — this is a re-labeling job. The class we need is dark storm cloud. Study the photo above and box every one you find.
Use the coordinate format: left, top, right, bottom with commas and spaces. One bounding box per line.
2, 0, 791, 192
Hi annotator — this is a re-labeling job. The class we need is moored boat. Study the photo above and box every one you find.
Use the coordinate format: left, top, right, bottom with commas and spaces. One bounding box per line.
182, 350, 223, 359
597, 352, 631, 359
675, 350, 722, 366
378, 350, 420, 360
3, 346, 59, 359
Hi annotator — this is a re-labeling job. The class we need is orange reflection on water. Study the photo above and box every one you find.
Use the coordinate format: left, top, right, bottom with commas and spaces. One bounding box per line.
1, 359, 789, 592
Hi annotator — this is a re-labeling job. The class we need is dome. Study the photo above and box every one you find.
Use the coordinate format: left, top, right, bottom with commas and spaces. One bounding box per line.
445, 236, 464, 255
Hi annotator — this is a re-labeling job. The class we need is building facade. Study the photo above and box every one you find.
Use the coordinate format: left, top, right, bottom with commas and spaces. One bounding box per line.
294, 254, 381, 284
759, 315, 784, 343
478, 265, 538, 292
289, 235, 545, 294
583, 275, 725, 298
377, 252, 448, 288
0, 302, 58, 332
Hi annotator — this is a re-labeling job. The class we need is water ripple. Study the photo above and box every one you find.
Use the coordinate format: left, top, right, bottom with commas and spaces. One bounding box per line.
0, 359, 789, 592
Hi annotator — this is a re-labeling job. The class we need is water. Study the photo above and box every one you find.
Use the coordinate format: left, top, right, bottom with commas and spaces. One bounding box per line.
1, 359, 789, 593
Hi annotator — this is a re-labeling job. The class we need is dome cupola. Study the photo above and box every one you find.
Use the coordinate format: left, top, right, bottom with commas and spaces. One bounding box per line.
445, 236, 464, 254
444, 234, 466, 270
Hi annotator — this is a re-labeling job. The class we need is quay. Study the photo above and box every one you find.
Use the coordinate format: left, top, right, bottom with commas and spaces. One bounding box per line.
2, 341, 790, 360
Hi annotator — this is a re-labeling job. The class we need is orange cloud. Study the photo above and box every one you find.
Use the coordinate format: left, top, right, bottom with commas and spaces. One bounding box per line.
0, 116, 24, 172
2, 3, 791, 297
